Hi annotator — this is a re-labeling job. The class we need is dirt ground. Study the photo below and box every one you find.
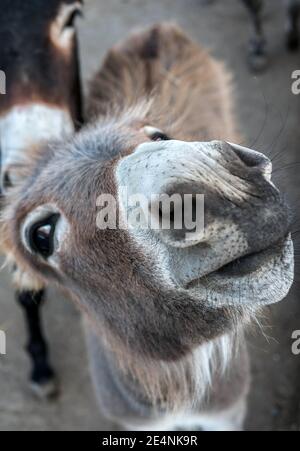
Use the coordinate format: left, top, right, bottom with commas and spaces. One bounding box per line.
1, 0, 300, 431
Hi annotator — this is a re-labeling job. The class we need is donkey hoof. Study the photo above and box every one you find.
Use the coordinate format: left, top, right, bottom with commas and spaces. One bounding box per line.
248, 38, 267, 72
286, 31, 299, 51
30, 365, 59, 400
248, 53, 268, 73
30, 377, 59, 400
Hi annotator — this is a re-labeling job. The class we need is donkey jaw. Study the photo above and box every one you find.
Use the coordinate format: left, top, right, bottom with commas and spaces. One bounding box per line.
188, 235, 294, 308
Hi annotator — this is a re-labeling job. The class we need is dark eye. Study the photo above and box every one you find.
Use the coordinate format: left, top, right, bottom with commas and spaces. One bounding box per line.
143, 126, 171, 141
27, 214, 60, 258
150, 132, 170, 142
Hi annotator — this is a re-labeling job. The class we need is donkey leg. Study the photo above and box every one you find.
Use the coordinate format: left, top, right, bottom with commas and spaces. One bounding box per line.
286, 0, 300, 50
17, 287, 58, 398
242, 0, 267, 71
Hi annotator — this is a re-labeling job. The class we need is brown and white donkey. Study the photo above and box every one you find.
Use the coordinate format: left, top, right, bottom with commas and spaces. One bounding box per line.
1, 22, 294, 430
0, 0, 83, 396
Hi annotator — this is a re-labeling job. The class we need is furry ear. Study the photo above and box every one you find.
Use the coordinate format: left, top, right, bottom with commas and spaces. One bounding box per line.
87, 23, 239, 143
50, 2, 82, 51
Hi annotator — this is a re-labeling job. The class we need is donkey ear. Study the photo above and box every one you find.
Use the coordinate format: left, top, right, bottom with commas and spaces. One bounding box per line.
116, 140, 229, 248
50, 2, 82, 50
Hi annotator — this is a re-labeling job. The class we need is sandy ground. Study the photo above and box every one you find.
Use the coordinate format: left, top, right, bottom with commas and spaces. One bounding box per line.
1, 0, 300, 431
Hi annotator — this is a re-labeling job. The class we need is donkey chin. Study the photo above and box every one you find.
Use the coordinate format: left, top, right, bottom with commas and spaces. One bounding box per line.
1, 23, 294, 431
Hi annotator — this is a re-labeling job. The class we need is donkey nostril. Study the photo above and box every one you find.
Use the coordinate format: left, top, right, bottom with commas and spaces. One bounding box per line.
228, 142, 272, 176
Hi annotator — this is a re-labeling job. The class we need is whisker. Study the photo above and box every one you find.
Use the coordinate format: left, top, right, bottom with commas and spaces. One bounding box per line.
237, 82, 269, 149
273, 162, 300, 175
267, 104, 291, 159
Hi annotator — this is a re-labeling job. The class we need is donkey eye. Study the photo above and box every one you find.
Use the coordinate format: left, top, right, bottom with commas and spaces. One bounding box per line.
27, 214, 60, 259
143, 126, 171, 142
150, 132, 170, 142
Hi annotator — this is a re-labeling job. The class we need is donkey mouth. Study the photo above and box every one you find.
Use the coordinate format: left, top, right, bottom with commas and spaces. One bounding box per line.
188, 235, 294, 306
215, 241, 287, 277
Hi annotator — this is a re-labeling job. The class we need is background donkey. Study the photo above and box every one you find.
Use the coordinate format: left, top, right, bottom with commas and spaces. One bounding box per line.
242, 0, 300, 70
1, 23, 294, 430
0, 0, 83, 397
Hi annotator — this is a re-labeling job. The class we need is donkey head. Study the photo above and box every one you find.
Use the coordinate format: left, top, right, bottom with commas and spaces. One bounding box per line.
0, 0, 83, 192
2, 118, 294, 364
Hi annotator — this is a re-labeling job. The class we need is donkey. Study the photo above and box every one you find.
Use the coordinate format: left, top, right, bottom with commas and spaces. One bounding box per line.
242, 0, 300, 70
0, 0, 83, 397
1, 23, 294, 430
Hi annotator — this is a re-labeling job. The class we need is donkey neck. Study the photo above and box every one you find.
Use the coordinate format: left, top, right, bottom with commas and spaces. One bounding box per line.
83, 315, 240, 421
